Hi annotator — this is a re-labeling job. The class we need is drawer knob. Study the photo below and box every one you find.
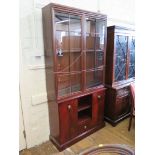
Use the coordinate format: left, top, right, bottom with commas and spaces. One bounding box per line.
98, 95, 101, 99
68, 105, 71, 110
84, 125, 87, 129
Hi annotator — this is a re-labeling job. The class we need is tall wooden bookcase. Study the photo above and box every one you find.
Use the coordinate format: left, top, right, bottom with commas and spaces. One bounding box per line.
105, 26, 135, 126
42, 3, 107, 150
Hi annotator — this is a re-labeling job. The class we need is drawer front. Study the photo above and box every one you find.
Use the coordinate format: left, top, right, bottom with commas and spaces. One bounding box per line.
116, 95, 130, 118
117, 87, 129, 97
78, 121, 92, 135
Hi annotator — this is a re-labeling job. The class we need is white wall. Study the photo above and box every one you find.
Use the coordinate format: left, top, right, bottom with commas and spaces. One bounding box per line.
20, 0, 135, 149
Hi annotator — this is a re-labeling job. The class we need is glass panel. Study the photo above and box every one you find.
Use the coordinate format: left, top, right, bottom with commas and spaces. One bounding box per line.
70, 52, 82, 71
86, 70, 103, 88
56, 31, 69, 72
70, 32, 81, 51
115, 35, 127, 82
55, 12, 69, 57
86, 51, 95, 70
96, 51, 104, 68
86, 18, 105, 71
96, 19, 105, 50
55, 12, 69, 31
71, 73, 82, 93
69, 14, 81, 33
86, 18, 96, 50
58, 74, 71, 97
128, 37, 135, 78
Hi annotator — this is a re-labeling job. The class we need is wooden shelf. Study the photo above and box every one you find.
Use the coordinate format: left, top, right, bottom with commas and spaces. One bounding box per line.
78, 115, 91, 124
78, 102, 91, 112
56, 29, 81, 34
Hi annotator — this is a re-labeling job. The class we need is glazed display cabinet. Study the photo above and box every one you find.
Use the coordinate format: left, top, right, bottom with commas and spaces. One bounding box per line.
42, 3, 107, 150
105, 26, 135, 126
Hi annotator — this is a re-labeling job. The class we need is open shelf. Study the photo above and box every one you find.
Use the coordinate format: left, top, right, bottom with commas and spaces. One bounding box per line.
78, 102, 91, 112
78, 109, 92, 124
78, 95, 92, 123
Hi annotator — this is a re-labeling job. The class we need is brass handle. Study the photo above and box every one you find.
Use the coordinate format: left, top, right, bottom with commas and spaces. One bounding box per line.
68, 105, 71, 110
98, 95, 101, 99
84, 125, 87, 129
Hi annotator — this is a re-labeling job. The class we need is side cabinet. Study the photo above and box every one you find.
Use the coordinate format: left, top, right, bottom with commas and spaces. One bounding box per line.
105, 86, 130, 126
105, 25, 135, 126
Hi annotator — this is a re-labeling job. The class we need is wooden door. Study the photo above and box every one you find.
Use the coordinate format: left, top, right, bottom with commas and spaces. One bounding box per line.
97, 90, 105, 123
59, 99, 78, 143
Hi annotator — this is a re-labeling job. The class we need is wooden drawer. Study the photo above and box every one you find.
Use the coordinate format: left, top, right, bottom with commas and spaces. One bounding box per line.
117, 87, 129, 97
78, 121, 92, 135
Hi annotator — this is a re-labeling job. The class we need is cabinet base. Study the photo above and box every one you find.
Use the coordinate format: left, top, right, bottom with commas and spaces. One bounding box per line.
50, 122, 105, 151
104, 113, 130, 127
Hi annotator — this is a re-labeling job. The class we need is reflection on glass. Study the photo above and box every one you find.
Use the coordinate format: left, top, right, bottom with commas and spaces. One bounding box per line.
128, 37, 135, 78
96, 19, 105, 50
115, 35, 127, 81
96, 51, 103, 68
86, 70, 103, 88
70, 32, 81, 51
70, 52, 82, 71
58, 74, 71, 97
55, 12, 69, 31
86, 51, 95, 70
71, 73, 82, 93
69, 15, 81, 32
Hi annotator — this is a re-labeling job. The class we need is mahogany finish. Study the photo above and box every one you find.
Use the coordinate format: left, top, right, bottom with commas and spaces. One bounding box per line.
42, 3, 107, 150
105, 26, 135, 126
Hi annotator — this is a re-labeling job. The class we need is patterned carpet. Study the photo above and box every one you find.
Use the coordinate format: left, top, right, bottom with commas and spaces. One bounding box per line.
79, 144, 135, 155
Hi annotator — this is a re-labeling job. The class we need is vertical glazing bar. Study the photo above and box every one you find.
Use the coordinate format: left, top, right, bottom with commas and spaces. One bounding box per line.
82, 14, 86, 91
51, 8, 58, 98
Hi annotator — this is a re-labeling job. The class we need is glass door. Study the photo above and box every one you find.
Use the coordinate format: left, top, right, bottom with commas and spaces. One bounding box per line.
55, 12, 82, 97
85, 17, 106, 88
128, 36, 135, 78
114, 35, 128, 82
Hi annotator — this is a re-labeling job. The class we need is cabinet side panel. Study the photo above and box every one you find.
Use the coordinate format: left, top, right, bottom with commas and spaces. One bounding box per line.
48, 101, 59, 141
104, 88, 116, 120
42, 5, 58, 142
105, 29, 115, 85
42, 5, 53, 56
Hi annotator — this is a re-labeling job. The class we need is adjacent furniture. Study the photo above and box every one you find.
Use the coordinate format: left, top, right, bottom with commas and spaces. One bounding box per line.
105, 26, 135, 126
128, 83, 135, 131
42, 3, 107, 150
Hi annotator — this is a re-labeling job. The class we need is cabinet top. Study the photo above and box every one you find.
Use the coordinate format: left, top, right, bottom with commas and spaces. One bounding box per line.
42, 3, 107, 19
108, 25, 135, 31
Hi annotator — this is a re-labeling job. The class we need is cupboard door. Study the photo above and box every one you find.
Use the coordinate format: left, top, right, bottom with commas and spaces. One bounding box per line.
92, 90, 105, 125
128, 36, 135, 78
116, 94, 130, 118
97, 90, 105, 123
115, 35, 128, 82
59, 99, 78, 143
